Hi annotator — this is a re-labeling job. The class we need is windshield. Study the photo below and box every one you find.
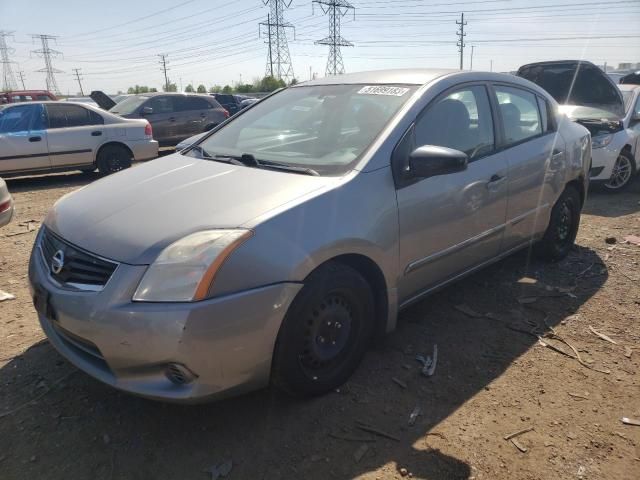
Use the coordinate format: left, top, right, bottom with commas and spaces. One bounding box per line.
194, 84, 417, 175
110, 95, 148, 114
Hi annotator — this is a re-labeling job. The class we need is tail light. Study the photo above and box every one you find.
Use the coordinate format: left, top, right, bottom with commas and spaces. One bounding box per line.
0, 199, 10, 213
144, 122, 153, 138
223, 109, 229, 119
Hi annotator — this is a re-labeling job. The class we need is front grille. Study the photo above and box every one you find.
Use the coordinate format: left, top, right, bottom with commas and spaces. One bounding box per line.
40, 228, 118, 290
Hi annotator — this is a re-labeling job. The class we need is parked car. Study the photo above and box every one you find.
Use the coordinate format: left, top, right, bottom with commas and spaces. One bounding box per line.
94, 92, 228, 146
175, 131, 207, 151
517, 60, 637, 191
620, 71, 640, 85
0, 90, 57, 104
0, 101, 158, 176
0, 177, 13, 227
29, 69, 590, 403
211, 93, 244, 116
240, 97, 259, 109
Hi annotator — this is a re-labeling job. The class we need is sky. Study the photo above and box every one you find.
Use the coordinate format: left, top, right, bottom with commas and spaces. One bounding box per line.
1, 0, 639, 95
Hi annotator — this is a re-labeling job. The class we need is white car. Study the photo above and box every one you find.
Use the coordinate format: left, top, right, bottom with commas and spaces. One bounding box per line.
0, 177, 13, 227
0, 101, 158, 177
518, 61, 639, 192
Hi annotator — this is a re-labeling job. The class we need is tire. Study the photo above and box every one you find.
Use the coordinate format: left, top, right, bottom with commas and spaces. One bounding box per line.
535, 185, 581, 262
272, 262, 374, 397
97, 144, 132, 176
602, 150, 636, 193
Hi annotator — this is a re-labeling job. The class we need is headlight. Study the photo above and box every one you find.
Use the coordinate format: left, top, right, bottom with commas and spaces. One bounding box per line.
133, 229, 252, 302
591, 134, 613, 149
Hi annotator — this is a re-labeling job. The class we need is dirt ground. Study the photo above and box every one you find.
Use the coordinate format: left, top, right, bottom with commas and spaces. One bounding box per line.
1, 171, 639, 480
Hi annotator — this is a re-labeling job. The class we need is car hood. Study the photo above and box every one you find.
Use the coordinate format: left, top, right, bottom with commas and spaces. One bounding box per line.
517, 60, 625, 118
45, 154, 334, 264
558, 105, 624, 136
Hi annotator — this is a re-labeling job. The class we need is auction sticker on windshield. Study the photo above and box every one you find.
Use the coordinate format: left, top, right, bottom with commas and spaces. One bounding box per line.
358, 86, 410, 96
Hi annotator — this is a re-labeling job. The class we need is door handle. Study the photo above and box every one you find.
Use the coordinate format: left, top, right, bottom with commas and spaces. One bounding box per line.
487, 174, 506, 189
29, 136, 41, 142
91, 131, 102, 136
552, 149, 564, 158
200, 113, 207, 118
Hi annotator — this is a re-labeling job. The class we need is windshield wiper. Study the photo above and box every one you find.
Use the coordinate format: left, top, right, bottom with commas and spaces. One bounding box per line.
214, 153, 319, 176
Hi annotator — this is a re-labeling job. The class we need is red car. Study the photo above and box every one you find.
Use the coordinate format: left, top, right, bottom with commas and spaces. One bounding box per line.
0, 90, 58, 104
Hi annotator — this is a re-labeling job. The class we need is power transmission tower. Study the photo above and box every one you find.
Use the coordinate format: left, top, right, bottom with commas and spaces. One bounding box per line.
32, 34, 62, 94
18, 71, 26, 89
0, 31, 18, 92
72, 68, 84, 95
456, 13, 467, 70
259, 0, 294, 82
158, 54, 170, 91
313, 0, 355, 76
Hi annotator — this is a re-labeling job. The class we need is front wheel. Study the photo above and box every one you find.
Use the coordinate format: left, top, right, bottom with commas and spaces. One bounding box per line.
535, 185, 581, 262
603, 151, 636, 192
272, 262, 374, 397
97, 145, 132, 176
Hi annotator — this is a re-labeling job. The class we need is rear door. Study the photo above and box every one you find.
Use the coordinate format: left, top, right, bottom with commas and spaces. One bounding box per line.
491, 84, 563, 249
396, 84, 509, 305
179, 96, 211, 137
0, 104, 50, 174
45, 104, 105, 168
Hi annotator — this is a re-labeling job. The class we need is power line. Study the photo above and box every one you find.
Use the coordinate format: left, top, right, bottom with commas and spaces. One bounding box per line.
0, 31, 18, 91
18, 71, 26, 90
72, 68, 84, 95
456, 12, 467, 70
159, 54, 170, 91
31, 34, 62, 94
260, 0, 295, 81
313, 0, 356, 76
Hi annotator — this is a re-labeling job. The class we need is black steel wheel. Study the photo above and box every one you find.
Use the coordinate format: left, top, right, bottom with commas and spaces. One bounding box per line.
97, 144, 132, 176
535, 185, 581, 262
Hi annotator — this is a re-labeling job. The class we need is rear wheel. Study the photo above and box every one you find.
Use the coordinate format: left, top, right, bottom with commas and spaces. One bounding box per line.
97, 145, 132, 176
535, 185, 581, 262
272, 262, 374, 396
603, 151, 636, 192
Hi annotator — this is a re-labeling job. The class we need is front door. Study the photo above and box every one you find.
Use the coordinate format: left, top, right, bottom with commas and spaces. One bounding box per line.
396, 84, 509, 305
45, 104, 105, 168
143, 96, 181, 145
0, 103, 50, 174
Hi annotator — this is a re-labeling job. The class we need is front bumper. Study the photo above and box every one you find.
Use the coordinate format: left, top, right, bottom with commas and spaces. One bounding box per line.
28, 237, 301, 402
129, 139, 159, 161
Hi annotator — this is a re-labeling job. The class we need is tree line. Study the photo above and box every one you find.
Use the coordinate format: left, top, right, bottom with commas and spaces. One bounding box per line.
126, 76, 297, 95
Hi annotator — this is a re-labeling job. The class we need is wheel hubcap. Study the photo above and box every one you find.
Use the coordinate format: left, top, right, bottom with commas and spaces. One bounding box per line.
605, 155, 632, 189
300, 295, 353, 370
557, 201, 572, 242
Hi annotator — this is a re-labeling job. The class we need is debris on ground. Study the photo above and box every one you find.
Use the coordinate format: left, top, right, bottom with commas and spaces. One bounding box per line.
399, 467, 409, 477
517, 276, 538, 285
605, 236, 617, 244
0, 290, 15, 302
355, 421, 400, 442
504, 426, 534, 453
623, 234, 640, 246
588, 325, 618, 345
567, 392, 589, 400
624, 346, 633, 358
206, 459, 233, 480
353, 444, 369, 463
391, 377, 407, 389
415, 345, 438, 377
621, 417, 640, 427
510, 438, 528, 453
408, 406, 421, 426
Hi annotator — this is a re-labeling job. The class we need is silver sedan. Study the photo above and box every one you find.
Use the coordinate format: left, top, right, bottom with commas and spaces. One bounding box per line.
0, 177, 13, 227
29, 69, 591, 402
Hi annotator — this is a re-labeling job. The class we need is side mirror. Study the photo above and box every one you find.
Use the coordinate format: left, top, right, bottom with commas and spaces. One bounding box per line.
141, 106, 154, 116
408, 145, 468, 178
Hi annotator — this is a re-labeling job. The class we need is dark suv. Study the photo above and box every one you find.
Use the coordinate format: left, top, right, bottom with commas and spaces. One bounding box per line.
210, 94, 245, 116
106, 93, 228, 146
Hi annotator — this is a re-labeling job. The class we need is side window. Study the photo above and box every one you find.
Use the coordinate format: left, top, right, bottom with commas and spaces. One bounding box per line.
0, 104, 44, 133
46, 104, 101, 128
415, 85, 495, 160
184, 97, 211, 111
495, 86, 542, 145
147, 97, 175, 114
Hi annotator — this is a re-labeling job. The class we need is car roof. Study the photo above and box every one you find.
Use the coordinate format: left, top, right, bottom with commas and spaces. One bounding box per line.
300, 68, 458, 86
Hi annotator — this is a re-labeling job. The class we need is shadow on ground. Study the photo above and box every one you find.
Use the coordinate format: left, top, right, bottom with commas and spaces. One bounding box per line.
583, 180, 640, 218
0, 246, 607, 480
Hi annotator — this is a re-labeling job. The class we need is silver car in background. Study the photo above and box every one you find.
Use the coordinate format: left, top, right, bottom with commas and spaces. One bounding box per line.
29, 69, 590, 402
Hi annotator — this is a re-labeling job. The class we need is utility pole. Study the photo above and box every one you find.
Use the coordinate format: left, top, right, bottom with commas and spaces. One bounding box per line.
0, 31, 18, 91
470, 45, 475, 70
456, 13, 467, 71
259, 1, 294, 82
158, 54, 170, 91
31, 34, 62, 94
313, 0, 355, 76
72, 68, 84, 95
490, 59, 493, 72
18, 71, 26, 89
